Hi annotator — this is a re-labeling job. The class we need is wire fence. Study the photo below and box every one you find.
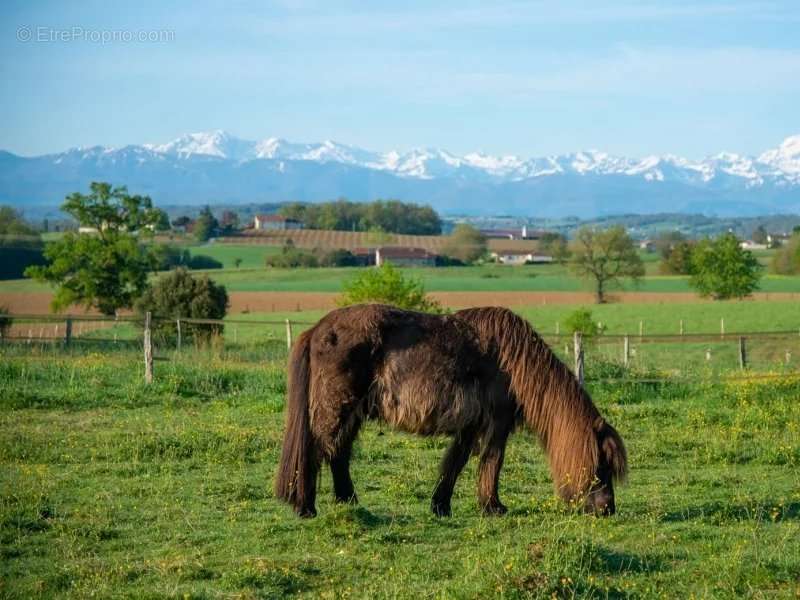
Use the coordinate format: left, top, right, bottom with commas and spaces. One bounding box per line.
2, 312, 799, 385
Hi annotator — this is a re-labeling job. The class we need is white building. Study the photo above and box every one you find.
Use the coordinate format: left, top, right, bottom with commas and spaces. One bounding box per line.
253, 215, 303, 231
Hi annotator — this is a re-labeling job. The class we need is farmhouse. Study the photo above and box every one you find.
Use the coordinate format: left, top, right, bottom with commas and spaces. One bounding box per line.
740, 240, 768, 250
478, 225, 548, 240
353, 246, 438, 267
491, 250, 554, 265
253, 214, 303, 231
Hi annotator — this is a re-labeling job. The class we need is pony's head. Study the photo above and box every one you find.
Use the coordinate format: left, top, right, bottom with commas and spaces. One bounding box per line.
583, 418, 628, 516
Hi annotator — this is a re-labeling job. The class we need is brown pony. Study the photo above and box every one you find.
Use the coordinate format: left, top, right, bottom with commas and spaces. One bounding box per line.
275, 304, 627, 518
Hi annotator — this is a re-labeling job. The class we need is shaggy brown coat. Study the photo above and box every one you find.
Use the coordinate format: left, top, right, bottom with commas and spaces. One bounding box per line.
275, 304, 627, 518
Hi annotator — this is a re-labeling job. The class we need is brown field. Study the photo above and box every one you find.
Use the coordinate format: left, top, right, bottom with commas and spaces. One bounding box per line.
221, 230, 540, 254
2, 290, 797, 316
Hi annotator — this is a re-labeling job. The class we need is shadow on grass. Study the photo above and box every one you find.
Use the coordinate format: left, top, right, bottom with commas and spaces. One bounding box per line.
661, 500, 800, 523
593, 546, 666, 574
321, 505, 414, 530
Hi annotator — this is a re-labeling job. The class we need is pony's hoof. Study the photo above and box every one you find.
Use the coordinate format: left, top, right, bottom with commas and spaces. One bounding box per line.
431, 501, 452, 517
296, 506, 317, 518
482, 502, 508, 516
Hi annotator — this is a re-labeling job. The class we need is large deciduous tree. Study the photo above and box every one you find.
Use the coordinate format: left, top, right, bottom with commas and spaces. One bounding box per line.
569, 226, 644, 303
441, 224, 487, 264
689, 233, 761, 299
24, 182, 161, 315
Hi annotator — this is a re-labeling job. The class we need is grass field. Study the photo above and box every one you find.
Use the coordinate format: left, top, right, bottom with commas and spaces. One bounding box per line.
1, 348, 799, 598
4, 257, 800, 296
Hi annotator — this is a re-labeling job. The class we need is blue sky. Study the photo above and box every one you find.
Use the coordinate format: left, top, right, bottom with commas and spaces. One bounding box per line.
1, 0, 798, 158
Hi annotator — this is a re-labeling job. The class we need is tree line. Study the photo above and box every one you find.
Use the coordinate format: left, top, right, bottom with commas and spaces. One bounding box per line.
278, 199, 442, 235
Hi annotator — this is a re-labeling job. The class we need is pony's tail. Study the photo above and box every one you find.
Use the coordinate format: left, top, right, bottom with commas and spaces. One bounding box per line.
274, 330, 319, 517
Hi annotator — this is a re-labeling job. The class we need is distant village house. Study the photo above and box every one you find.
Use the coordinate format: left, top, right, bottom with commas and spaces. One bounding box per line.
253, 214, 303, 231
491, 250, 554, 265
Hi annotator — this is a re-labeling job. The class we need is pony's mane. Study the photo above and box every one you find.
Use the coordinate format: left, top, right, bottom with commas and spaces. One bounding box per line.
456, 307, 627, 499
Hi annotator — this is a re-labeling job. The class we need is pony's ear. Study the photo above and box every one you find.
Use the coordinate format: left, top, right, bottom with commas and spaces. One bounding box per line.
599, 422, 628, 483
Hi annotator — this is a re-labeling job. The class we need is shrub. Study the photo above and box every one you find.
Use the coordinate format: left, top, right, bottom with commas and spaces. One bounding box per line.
563, 308, 605, 342
0, 304, 11, 339
318, 248, 359, 267
187, 254, 223, 269
152, 244, 191, 270
337, 262, 442, 312
135, 268, 229, 344
265, 240, 319, 268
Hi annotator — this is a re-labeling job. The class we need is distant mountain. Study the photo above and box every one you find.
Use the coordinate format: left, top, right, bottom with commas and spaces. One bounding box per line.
1, 131, 799, 217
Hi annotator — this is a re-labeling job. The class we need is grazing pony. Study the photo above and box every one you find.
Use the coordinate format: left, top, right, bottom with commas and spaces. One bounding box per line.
275, 304, 627, 518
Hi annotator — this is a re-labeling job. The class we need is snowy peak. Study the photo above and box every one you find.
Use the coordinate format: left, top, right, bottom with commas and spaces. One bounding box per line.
26, 130, 800, 188
758, 135, 800, 180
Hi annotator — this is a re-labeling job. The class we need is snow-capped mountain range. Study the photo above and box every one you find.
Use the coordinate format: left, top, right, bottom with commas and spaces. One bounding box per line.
2, 130, 799, 216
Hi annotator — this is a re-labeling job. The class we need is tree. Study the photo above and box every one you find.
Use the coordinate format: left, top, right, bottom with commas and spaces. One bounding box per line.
233, 257, 243, 269
172, 215, 192, 228
194, 206, 218, 242
338, 262, 442, 312
659, 241, 695, 275
220, 210, 239, 234
751, 225, 768, 245
688, 233, 761, 299
569, 226, 644, 303
24, 183, 160, 315
153, 209, 171, 231
135, 268, 229, 344
539, 232, 571, 263
0, 206, 38, 235
770, 232, 800, 275
440, 224, 487, 264
0, 205, 45, 279
654, 230, 686, 260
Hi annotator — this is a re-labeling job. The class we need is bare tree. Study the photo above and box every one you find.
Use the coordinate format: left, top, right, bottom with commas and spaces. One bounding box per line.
570, 226, 644, 303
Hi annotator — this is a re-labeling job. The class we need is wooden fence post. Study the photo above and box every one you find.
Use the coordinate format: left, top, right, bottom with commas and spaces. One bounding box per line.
679, 319, 684, 336
639, 320, 643, 342
720, 318, 725, 339
738, 337, 747, 370
144, 311, 153, 384
65, 317, 72, 347
573, 332, 584, 385
285, 319, 293, 351
623, 335, 630, 367
176, 318, 182, 352
786, 351, 791, 365
705, 348, 711, 362
555, 322, 559, 335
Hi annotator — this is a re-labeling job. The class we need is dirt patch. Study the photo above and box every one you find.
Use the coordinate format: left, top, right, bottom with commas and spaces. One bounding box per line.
4, 290, 798, 316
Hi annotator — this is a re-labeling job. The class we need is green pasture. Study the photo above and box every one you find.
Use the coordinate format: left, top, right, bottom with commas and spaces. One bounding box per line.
1, 348, 799, 598
4, 257, 800, 295
184, 242, 283, 269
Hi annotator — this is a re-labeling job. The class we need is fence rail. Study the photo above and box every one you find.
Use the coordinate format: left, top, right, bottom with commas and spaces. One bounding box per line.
2, 312, 799, 385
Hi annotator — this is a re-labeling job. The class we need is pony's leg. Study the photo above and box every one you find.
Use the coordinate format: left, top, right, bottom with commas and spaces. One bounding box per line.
330, 435, 358, 504
431, 427, 478, 517
477, 418, 514, 515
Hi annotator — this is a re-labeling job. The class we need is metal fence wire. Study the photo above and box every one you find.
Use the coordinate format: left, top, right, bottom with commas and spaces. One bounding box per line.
1, 313, 799, 384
